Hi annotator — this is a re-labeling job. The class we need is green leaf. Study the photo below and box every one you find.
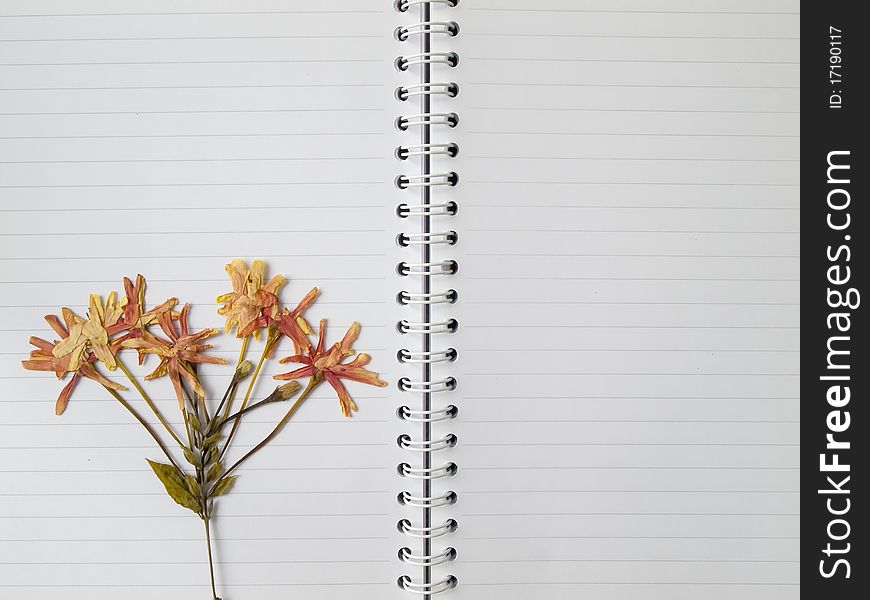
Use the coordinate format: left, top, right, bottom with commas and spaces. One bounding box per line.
211, 476, 236, 497
206, 461, 223, 482
146, 459, 202, 514
182, 447, 201, 468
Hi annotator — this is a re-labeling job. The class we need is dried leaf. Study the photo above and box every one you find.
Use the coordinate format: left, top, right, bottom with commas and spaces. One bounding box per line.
211, 476, 236, 497
185, 411, 205, 435
182, 447, 201, 468
207, 461, 223, 482
183, 474, 201, 497
146, 459, 201, 514
202, 431, 222, 449
205, 445, 219, 466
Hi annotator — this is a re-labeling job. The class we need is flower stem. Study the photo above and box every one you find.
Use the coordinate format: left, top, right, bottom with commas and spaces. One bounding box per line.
221, 396, 281, 425
203, 515, 219, 600
116, 357, 185, 447
218, 375, 320, 482
220, 335, 271, 460
102, 385, 181, 471
219, 336, 249, 420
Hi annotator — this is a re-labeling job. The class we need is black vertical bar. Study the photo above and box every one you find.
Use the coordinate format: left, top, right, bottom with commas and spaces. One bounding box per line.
419, 3, 432, 598
802, 4, 866, 598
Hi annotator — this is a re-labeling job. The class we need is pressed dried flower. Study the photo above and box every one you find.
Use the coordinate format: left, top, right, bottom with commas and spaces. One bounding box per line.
52, 293, 127, 372
117, 275, 178, 363
274, 320, 387, 416
274, 287, 318, 353
217, 259, 285, 339
20, 260, 382, 600
22, 314, 126, 414
123, 304, 226, 406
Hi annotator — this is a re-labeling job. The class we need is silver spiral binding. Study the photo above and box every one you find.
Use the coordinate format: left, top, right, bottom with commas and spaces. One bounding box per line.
398, 405, 457, 423
397, 201, 458, 218
396, 112, 459, 130
395, 0, 459, 595
399, 490, 457, 508
396, 143, 459, 160
396, 54, 459, 71
399, 575, 458, 595
398, 349, 457, 364
397, 290, 458, 305
399, 547, 457, 567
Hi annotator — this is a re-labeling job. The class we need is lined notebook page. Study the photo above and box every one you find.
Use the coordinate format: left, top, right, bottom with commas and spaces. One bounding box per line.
0, 2, 408, 598
445, 1, 799, 598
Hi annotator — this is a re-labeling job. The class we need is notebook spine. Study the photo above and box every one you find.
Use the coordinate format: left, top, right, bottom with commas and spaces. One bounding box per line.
394, 0, 460, 596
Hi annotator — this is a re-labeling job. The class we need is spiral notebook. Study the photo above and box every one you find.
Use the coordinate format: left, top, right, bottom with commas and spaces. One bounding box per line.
0, 1, 799, 598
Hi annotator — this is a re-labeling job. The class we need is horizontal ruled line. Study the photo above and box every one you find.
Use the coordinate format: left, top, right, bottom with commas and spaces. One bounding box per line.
466, 33, 798, 41
0, 10, 386, 17
469, 8, 797, 15
0, 59, 380, 67
0, 107, 384, 116
467, 57, 798, 65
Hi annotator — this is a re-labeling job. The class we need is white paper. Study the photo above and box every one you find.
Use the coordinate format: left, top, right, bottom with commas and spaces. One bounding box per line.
440, 1, 799, 598
0, 1, 409, 598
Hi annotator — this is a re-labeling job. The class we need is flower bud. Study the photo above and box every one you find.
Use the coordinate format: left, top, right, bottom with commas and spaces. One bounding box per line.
276, 381, 301, 400
234, 360, 254, 381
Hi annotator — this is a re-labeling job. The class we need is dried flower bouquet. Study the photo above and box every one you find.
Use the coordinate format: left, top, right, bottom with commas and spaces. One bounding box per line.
21, 259, 387, 599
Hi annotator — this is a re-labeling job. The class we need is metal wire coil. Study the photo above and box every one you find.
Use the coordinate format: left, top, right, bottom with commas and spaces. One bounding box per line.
395, 0, 458, 592
399, 546, 457, 566
399, 575, 458, 595
397, 405, 458, 423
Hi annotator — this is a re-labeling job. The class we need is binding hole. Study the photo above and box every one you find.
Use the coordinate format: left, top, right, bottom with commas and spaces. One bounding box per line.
396, 203, 410, 218
447, 143, 459, 157
394, 146, 410, 160
446, 231, 458, 244
394, 175, 410, 189
445, 433, 458, 447
394, 86, 409, 101
446, 404, 458, 418
446, 52, 460, 67
447, 82, 460, 97
397, 462, 411, 477
446, 112, 460, 127
396, 291, 409, 305
446, 288, 459, 303
445, 260, 459, 274
446, 171, 459, 186
396, 262, 410, 277
398, 376, 410, 390
394, 55, 408, 71
446, 200, 458, 215
395, 233, 409, 247
393, 26, 409, 42
394, 116, 409, 131
447, 21, 460, 36
445, 377, 458, 390
446, 318, 459, 332
446, 347, 458, 361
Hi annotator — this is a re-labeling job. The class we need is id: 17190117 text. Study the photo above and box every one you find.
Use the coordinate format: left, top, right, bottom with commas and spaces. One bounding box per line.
829, 26, 843, 109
